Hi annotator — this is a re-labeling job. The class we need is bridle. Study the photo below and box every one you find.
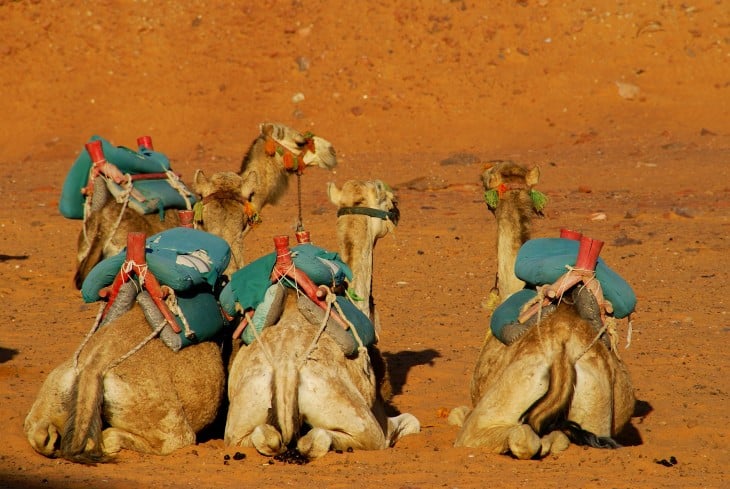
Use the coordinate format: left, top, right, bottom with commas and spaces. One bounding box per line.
193, 191, 260, 232
336, 206, 400, 226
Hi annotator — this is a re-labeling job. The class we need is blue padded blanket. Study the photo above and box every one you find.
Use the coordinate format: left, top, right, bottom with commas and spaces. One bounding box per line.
81, 227, 231, 302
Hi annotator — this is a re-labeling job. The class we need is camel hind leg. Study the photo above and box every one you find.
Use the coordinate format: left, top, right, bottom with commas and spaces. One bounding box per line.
296, 367, 387, 459
455, 355, 551, 459
224, 358, 283, 455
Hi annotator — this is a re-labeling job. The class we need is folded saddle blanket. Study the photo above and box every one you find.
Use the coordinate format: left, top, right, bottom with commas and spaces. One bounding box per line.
219, 243, 375, 354
81, 227, 232, 350
59, 135, 195, 219
491, 237, 636, 343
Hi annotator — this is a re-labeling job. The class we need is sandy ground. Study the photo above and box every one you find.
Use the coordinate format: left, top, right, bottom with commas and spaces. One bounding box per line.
1, 1, 728, 488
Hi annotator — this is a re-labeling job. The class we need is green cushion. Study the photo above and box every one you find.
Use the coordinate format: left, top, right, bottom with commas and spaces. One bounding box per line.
59, 135, 173, 219
81, 228, 230, 302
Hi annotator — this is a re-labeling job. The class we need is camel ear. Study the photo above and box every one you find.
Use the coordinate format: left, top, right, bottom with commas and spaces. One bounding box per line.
241, 171, 258, 200
526, 166, 540, 186
483, 168, 502, 189
260, 123, 274, 137
193, 169, 211, 196
327, 182, 342, 206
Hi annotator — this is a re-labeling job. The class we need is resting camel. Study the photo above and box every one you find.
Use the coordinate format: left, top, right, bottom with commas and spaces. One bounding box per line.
224, 180, 419, 460
24, 172, 266, 462
74, 123, 337, 287
450, 161, 635, 459
24, 288, 225, 462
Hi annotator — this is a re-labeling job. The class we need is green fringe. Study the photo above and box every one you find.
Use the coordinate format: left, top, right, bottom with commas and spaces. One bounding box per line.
529, 189, 548, 213
483, 189, 499, 210
193, 201, 204, 223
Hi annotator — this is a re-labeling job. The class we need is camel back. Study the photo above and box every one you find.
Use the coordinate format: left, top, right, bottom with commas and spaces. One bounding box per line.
490, 237, 636, 343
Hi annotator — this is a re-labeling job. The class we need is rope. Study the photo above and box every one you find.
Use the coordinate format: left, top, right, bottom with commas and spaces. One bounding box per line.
99, 175, 133, 255
164, 288, 194, 339
245, 309, 276, 367
164, 170, 194, 210
296, 173, 304, 232
102, 320, 167, 375
72, 302, 107, 372
298, 291, 336, 371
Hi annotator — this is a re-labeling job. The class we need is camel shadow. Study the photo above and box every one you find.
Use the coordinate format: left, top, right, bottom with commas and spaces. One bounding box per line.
616, 399, 652, 446
382, 349, 441, 415
0, 347, 19, 364
0, 254, 29, 263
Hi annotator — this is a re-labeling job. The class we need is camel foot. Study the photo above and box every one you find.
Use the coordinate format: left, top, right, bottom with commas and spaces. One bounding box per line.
540, 430, 570, 457
297, 427, 332, 460
447, 406, 471, 427
507, 424, 541, 460
251, 424, 284, 456
387, 413, 420, 446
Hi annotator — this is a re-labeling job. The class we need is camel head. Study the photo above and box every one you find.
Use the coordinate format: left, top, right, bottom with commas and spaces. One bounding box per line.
328, 179, 399, 240
192, 170, 259, 275
259, 122, 337, 170
481, 160, 545, 216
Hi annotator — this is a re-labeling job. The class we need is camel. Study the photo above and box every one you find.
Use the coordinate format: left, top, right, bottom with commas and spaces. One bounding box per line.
24, 173, 264, 462
224, 179, 419, 460
449, 161, 635, 459
74, 123, 337, 287
24, 290, 225, 462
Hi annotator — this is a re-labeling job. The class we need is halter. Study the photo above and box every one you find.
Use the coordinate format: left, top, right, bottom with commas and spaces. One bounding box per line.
263, 132, 317, 176
337, 206, 399, 225
193, 191, 260, 230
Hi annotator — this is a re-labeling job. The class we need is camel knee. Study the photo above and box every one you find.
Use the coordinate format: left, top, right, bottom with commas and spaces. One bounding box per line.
251, 425, 284, 456
508, 424, 542, 460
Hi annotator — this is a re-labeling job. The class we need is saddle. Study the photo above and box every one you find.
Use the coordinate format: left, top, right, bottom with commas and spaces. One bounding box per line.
81, 227, 232, 351
59, 135, 196, 220
219, 233, 376, 355
491, 229, 636, 346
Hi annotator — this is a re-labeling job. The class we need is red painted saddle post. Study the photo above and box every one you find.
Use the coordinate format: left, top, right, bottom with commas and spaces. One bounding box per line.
271, 235, 349, 330
98, 232, 182, 333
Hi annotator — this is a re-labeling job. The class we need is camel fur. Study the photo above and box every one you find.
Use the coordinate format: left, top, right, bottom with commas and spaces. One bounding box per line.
450, 161, 635, 459
224, 179, 418, 460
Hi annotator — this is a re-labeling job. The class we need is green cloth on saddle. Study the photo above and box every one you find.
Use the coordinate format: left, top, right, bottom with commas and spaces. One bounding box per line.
219, 243, 352, 315
81, 227, 231, 302
59, 135, 194, 219
514, 238, 636, 319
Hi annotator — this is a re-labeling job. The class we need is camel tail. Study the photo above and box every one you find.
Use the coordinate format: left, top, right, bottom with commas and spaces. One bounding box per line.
558, 420, 621, 449
60, 367, 107, 464
271, 357, 300, 447
526, 343, 576, 435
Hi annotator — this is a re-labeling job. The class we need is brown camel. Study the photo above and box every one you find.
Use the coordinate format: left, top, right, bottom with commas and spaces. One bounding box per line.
449, 161, 635, 459
224, 180, 418, 460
